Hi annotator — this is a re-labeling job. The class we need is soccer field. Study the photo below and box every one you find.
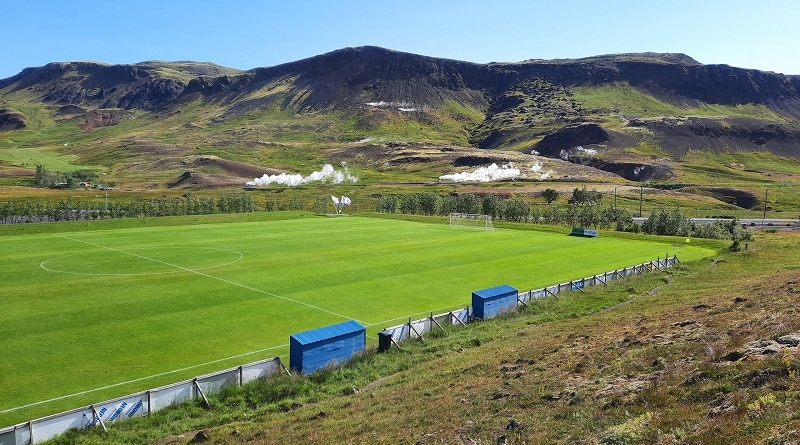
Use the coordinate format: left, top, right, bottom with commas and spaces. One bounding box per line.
0, 215, 714, 425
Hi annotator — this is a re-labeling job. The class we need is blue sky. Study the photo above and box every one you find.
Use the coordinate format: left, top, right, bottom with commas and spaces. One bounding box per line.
2, 0, 798, 80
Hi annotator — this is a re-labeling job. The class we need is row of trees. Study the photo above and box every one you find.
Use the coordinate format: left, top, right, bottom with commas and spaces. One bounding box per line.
374, 192, 636, 231
375, 191, 754, 243
0, 194, 257, 223
1, 186, 756, 246
642, 208, 753, 243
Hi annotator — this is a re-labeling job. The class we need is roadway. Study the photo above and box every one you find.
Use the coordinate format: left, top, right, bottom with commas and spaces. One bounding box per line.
632, 217, 799, 228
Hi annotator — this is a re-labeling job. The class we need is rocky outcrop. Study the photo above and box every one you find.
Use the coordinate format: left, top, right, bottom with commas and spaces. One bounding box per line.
570, 158, 674, 182
453, 155, 495, 167
530, 122, 678, 181
0, 108, 26, 131
55, 105, 86, 115
80, 109, 124, 131
533, 123, 609, 158
116, 78, 184, 109
628, 117, 800, 157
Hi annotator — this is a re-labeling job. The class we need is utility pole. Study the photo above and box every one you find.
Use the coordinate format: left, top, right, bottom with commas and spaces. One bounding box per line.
639, 185, 643, 217
762, 189, 768, 226
102, 173, 108, 212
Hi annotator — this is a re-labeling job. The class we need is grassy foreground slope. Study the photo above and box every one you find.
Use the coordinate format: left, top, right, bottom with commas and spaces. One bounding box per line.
44, 228, 800, 444
0, 213, 712, 426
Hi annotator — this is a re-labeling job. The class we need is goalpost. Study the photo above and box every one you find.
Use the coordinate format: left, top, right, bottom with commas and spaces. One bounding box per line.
449, 213, 494, 231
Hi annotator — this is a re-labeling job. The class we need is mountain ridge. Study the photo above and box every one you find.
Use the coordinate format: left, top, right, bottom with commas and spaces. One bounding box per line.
5, 46, 800, 111
2, 46, 800, 191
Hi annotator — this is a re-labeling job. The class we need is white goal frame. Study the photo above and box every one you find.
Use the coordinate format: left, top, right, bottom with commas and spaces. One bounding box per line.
449, 213, 494, 231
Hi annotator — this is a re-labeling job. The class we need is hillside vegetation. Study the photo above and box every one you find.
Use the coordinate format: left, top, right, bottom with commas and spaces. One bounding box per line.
1, 46, 799, 215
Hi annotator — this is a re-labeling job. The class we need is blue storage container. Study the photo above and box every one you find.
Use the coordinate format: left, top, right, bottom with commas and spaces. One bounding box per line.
472, 284, 518, 319
289, 320, 366, 374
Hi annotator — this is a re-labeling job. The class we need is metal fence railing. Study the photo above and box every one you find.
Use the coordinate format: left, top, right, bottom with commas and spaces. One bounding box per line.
0, 357, 285, 445
378, 256, 680, 349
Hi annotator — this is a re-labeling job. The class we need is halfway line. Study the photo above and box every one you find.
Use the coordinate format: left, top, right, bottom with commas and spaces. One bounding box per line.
51, 234, 359, 323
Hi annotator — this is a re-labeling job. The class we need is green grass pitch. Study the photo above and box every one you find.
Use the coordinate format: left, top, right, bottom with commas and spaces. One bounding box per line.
0, 214, 714, 425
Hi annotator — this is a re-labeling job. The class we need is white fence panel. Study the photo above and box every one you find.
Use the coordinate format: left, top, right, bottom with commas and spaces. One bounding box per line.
530, 289, 548, 300
388, 324, 410, 342
0, 427, 13, 445
432, 313, 451, 327
409, 319, 430, 339
451, 308, 470, 325
149, 381, 193, 412
0, 424, 29, 445
16, 427, 29, 445
197, 369, 238, 396
241, 358, 283, 384
29, 407, 92, 444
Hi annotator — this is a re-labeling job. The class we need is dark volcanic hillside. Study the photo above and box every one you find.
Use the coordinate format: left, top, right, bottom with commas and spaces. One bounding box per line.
180, 47, 800, 120
507, 53, 800, 114
2, 46, 800, 186
6, 47, 800, 113
182, 46, 501, 112
0, 61, 242, 110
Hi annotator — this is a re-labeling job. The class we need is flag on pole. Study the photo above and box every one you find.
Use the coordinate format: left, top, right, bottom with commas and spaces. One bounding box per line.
331, 195, 340, 204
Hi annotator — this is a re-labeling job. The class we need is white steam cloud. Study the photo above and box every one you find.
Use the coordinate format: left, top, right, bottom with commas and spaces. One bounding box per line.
575, 146, 598, 155
439, 161, 558, 182
246, 164, 358, 187
530, 159, 554, 180
366, 101, 422, 112
439, 163, 521, 182
560, 145, 598, 160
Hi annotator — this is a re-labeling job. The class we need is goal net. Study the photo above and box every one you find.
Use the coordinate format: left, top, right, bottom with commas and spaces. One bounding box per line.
449, 213, 494, 231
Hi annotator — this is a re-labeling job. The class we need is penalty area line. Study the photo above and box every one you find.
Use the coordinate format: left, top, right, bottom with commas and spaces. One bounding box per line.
51, 234, 361, 323
0, 344, 288, 415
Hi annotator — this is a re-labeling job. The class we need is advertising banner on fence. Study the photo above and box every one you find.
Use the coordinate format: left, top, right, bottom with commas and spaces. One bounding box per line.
88, 394, 146, 427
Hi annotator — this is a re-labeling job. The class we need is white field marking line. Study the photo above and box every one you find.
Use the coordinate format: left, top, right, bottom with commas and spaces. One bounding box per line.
363, 303, 470, 328
40, 247, 244, 276
4, 303, 463, 415
0, 344, 288, 415
51, 234, 360, 322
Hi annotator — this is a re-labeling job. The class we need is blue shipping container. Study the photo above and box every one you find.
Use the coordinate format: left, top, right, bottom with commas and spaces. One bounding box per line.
289, 320, 366, 374
472, 284, 518, 319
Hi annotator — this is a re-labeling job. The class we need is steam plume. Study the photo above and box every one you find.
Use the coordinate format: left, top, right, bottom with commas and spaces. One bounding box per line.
439, 163, 521, 182
246, 164, 357, 187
